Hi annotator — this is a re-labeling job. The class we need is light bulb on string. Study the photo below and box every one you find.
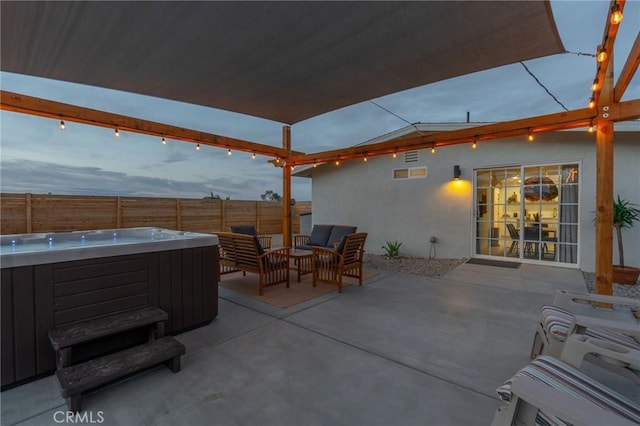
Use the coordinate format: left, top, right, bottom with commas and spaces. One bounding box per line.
227, 148, 232, 156
161, 137, 166, 145
597, 48, 607, 63
588, 121, 595, 133
611, 4, 623, 24
527, 129, 534, 142
114, 128, 120, 137
252, 152, 256, 159
196, 144, 200, 150
588, 97, 595, 109
60, 120, 65, 130
431, 145, 435, 154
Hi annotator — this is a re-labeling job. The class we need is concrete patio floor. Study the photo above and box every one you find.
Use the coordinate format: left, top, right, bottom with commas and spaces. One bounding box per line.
2, 262, 639, 425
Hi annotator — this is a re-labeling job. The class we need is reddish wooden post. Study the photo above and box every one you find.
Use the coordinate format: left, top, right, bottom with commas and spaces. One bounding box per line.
282, 126, 292, 248
594, 54, 615, 296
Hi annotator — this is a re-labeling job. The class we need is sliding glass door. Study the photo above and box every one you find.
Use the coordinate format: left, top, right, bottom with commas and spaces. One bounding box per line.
475, 163, 579, 265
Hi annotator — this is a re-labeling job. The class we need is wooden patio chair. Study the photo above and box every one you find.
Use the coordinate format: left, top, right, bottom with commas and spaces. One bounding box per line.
312, 232, 367, 293
230, 224, 272, 249
216, 232, 289, 295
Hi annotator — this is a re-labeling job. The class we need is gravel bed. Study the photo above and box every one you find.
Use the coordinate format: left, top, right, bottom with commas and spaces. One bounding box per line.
363, 254, 467, 277
581, 271, 640, 300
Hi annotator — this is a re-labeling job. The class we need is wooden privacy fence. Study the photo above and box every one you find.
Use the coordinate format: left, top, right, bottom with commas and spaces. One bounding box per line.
0, 193, 311, 235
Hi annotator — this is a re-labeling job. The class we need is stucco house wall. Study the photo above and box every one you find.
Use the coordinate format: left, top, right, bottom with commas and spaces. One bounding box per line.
295, 122, 639, 273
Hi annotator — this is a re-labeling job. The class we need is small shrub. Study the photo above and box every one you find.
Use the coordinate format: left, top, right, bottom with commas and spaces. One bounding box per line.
382, 240, 402, 258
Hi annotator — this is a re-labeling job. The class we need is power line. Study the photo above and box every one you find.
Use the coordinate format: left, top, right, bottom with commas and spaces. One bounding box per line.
519, 62, 569, 112
368, 100, 424, 134
372, 59, 571, 125
565, 50, 596, 58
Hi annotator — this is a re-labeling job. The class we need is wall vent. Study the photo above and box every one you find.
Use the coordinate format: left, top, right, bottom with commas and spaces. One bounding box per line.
404, 151, 419, 163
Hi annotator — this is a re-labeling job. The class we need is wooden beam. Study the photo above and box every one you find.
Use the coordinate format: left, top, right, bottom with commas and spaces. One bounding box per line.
0, 90, 302, 158
282, 126, 292, 248
606, 98, 640, 121
288, 98, 639, 166
591, 0, 624, 108
595, 54, 615, 297
288, 108, 598, 165
614, 30, 640, 102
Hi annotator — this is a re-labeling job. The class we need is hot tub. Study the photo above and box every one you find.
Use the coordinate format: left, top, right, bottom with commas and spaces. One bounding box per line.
0, 227, 218, 268
1, 227, 219, 389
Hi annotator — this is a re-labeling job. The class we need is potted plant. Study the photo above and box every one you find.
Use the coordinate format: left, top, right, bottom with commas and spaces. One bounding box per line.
612, 195, 640, 285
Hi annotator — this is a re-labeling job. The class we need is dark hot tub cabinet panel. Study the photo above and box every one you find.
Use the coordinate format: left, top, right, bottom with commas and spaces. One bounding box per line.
0, 228, 218, 389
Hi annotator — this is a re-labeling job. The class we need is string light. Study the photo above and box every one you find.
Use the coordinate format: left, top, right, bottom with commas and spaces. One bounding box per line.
588, 121, 595, 133
591, 78, 599, 92
59, 120, 65, 130
610, 4, 623, 25
196, 143, 200, 150
431, 145, 436, 154
252, 152, 256, 159
597, 47, 607, 63
114, 128, 120, 137
588, 97, 595, 109
275, 158, 281, 165
472, 139, 477, 149
227, 148, 232, 156
312, 161, 317, 168
392, 152, 397, 158
527, 129, 534, 142
161, 137, 166, 145
363, 156, 368, 162
335, 160, 340, 166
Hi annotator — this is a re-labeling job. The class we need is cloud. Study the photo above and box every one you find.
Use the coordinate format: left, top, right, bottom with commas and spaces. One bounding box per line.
0, 159, 309, 200
161, 150, 190, 164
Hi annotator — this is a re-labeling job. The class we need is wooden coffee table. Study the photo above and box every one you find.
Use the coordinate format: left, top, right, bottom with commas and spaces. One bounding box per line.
288, 249, 313, 282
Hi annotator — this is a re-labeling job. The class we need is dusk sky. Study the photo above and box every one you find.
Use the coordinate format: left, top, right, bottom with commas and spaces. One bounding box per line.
1, 1, 638, 201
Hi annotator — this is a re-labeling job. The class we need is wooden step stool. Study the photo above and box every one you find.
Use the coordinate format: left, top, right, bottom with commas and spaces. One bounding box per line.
49, 307, 185, 412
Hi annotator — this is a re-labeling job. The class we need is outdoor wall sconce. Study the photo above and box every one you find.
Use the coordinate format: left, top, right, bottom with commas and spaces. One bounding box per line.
453, 165, 461, 180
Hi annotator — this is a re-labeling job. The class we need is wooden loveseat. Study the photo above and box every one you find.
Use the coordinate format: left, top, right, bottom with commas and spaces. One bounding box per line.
216, 232, 290, 295
294, 224, 357, 250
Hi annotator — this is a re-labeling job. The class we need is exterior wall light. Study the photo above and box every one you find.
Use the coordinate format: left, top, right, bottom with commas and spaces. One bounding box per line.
453, 165, 461, 180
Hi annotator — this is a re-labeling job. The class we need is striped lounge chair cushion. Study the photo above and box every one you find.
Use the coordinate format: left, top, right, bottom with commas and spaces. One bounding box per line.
496, 355, 640, 426
540, 305, 640, 350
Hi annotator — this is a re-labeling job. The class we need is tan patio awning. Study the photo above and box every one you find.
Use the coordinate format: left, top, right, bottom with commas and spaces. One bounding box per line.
0, 1, 564, 124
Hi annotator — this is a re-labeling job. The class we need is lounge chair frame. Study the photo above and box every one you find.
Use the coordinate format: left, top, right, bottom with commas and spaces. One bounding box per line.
492, 356, 640, 426
531, 290, 640, 381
